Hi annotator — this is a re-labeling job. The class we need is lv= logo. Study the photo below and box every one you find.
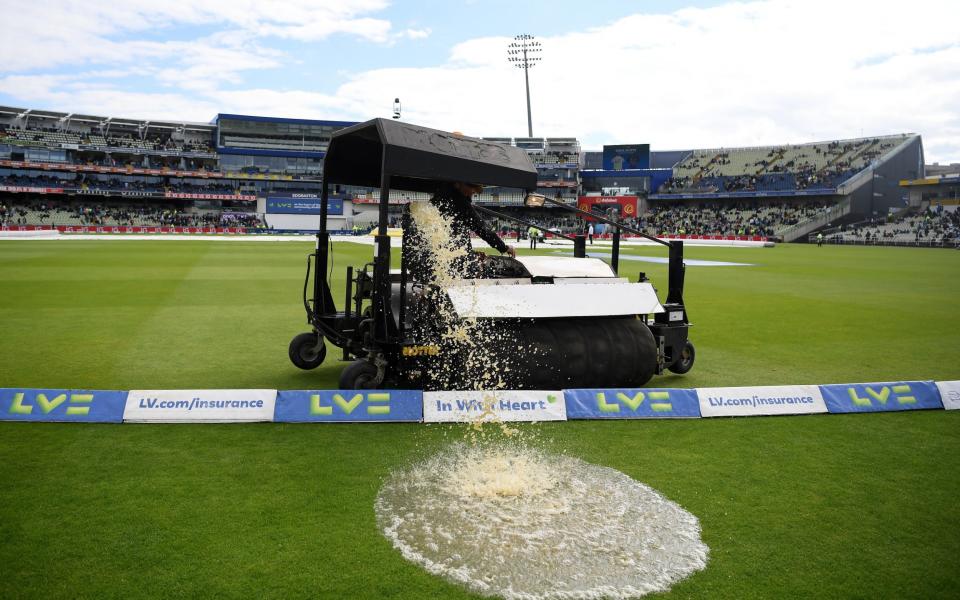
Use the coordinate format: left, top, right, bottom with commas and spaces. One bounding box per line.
8, 392, 93, 415
847, 385, 916, 407
310, 393, 390, 416
596, 391, 672, 413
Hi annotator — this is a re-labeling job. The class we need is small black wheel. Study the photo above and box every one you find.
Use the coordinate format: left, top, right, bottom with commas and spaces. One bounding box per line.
668, 340, 696, 375
338, 359, 379, 389
289, 332, 327, 370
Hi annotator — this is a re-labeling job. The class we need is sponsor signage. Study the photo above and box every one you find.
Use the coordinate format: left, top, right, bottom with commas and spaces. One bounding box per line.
265, 195, 343, 215
577, 196, 639, 220
565, 388, 700, 419
697, 385, 828, 417
55, 225, 246, 234
123, 389, 277, 422
819, 381, 942, 413
164, 192, 256, 201
536, 180, 578, 188
0, 185, 64, 194
649, 189, 836, 201
0, 388, 127, 422
935, 381, 960, 410
0, 160, 224, 178
423, 390, 566, 423
274, 390, 422, 422
351, 196, 410, 205
225, 171, 294, 181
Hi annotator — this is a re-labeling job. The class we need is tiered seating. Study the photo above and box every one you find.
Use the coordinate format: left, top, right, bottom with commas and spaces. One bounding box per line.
831, 210, 960, 245
0, 125, 214, 154
536, 152, 577, 165
1, 201, 264, 228
662, 135, 911, 195
629, 200, 835, 237
361, 189, 432, 202
2, 128, 82, 147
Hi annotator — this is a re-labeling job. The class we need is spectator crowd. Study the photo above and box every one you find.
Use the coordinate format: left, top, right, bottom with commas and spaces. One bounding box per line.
1, 200, 265, 229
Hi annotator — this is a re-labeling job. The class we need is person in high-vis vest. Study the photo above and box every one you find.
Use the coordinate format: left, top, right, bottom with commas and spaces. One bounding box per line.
528, 225, 539, 249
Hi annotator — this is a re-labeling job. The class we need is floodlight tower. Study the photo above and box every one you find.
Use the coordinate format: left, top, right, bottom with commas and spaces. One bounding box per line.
507, 34, 541, 137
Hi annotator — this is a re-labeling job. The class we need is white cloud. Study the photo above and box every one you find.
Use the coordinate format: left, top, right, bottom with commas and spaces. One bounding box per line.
0, 0, 956, 162
359, 0, 959, 161
401, 28, 431, 41
0, 74, 220, 122
0, 1, 414, 72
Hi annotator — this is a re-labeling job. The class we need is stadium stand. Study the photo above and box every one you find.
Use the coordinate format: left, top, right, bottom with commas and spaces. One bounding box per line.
0, 199, 265, 229
475, 198, 835, 240
0, 173, 243, 196
660, 135, 912, 195
638, 200, 836, 238
818, 208, 959, 248
0, 105, 933, 244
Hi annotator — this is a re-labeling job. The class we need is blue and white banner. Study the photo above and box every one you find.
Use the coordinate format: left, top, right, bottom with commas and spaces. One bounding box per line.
0, 388, 127, 422
697, 385, 827, 417
819, 381, 942, 413
124, 389, 277, 422
274, 390, 422, 422
935, 381, 960, 410
423, 390, 566, 423
564, 388, 700, 419
265, 195, 343, 215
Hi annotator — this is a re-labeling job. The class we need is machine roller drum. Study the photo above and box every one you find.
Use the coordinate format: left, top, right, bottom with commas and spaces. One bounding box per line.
504, 317, 658, 389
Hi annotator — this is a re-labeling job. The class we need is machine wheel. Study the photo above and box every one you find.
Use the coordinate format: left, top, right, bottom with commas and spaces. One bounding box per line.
289, 332, 327, 370
668, 340, 696, 374
339, 359, 379, 389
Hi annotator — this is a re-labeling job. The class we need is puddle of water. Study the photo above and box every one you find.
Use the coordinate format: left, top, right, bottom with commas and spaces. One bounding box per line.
377, 441, 709, 599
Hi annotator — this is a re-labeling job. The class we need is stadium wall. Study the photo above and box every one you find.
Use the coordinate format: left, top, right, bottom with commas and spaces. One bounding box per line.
847, 136, 924, 216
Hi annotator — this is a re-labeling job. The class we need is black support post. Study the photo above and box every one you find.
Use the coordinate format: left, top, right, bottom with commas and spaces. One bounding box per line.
573, 234, 586, 258
611, 226, 621, 276
372, 172, 392, 343
666, 240, 685, 305
314, 182, 333, 315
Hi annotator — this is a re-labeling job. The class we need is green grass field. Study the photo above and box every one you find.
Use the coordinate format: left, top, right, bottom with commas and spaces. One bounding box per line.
1, 239, 959, 599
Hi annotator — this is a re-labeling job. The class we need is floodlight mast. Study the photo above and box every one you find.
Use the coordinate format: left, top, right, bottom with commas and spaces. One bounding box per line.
507, 34, 541, 137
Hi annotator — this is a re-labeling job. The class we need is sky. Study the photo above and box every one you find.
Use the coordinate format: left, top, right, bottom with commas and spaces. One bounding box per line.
0, 0, 957, 163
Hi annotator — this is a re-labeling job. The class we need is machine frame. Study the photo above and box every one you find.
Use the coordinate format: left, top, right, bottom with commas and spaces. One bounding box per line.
290, 118, 694, 388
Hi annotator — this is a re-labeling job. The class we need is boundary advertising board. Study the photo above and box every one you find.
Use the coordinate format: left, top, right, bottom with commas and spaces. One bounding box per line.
0, 388, 127, 422
274, 390, 422, 422
266, 195, 343, 215
565, 388, 700, 418
820, 381, 942, 413
935, 380, 960, 410
423, 390, 566, 423
124, 389, 277, 422
697, 385, 828, 417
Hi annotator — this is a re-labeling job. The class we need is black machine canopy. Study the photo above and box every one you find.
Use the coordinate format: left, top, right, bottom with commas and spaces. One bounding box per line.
322, 118, 538, 193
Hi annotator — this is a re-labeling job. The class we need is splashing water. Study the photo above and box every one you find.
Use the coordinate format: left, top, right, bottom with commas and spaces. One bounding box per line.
376, 441, 709, 599
407, 200, 522, 416
388, 202, 708, 598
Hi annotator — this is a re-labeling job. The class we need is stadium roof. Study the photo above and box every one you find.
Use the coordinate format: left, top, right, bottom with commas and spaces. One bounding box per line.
0, 105, 215, 132
215, 113, 358, 128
